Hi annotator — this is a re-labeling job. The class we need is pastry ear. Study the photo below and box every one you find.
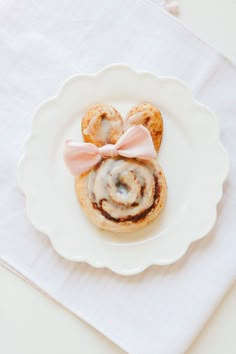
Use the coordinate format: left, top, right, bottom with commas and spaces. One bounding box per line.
124, 103, 163, 152
81, 104, 123, 147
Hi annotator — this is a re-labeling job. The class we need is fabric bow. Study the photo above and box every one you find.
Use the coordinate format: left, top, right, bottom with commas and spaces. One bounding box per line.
64, 125, 156, 176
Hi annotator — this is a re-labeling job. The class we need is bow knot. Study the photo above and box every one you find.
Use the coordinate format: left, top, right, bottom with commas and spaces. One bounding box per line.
64, 125, 156, 176
99, 144, 119, 158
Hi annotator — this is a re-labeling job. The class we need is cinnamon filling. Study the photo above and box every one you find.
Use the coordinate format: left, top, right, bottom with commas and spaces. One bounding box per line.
92, 175, 160, 223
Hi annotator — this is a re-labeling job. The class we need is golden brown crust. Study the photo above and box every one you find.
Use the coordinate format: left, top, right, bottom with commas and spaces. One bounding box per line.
82, 104, 123, 147
125, 103, 163, 152
75, 159, 167, 233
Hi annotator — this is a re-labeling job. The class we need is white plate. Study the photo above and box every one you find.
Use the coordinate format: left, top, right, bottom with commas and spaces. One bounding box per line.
17, 65, 229, 275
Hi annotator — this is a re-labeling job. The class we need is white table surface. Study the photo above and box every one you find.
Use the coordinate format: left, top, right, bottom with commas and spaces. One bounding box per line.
1, 1, 235, 353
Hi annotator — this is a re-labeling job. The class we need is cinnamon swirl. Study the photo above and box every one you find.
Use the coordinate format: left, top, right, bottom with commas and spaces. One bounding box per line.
75, 157, 167, 232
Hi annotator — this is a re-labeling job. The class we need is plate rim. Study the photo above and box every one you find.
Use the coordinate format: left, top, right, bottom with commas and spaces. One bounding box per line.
17, 64, 230, 275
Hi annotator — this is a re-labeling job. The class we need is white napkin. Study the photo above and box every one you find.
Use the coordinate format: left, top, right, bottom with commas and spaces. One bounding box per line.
1, 1, 236, 354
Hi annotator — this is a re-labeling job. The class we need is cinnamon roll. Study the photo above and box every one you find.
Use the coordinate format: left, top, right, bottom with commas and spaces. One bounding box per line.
82, 104, 123, 147
125, 103, 163, 151
75, 157, 167, 232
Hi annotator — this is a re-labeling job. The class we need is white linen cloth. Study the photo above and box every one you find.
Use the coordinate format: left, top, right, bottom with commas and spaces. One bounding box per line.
0, 1, 236, 353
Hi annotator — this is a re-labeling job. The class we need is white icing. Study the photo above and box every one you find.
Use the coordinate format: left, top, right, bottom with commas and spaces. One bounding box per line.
84, 105, 122, 143
124, 111, 145, 129
128, 111, 145, 124
99, 118, 113, 141
88, 158, 156, 220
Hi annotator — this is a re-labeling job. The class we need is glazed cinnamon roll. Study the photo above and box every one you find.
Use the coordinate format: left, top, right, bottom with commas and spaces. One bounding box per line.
82, 104, 123, 147
75, 157, 167, 232
125, 103, 163, 151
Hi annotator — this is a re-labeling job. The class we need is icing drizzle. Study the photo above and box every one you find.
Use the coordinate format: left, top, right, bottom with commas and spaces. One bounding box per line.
88, 157, 159, 222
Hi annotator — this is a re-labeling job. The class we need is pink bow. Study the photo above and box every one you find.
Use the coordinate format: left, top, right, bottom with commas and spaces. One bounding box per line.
64, 125, 156, 176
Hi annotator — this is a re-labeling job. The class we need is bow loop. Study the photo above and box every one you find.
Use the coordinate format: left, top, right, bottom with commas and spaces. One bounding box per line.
115, 125, 156, 160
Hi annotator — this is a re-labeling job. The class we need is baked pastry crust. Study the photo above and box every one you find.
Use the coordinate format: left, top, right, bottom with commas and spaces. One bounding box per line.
82, 104, 123, 147
75, 157, 167, 232
125, 103, 163, 151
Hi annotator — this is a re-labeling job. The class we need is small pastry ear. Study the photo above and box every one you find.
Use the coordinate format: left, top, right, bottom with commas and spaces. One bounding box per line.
124, 103, 163, 152
81, 104, 123, 147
